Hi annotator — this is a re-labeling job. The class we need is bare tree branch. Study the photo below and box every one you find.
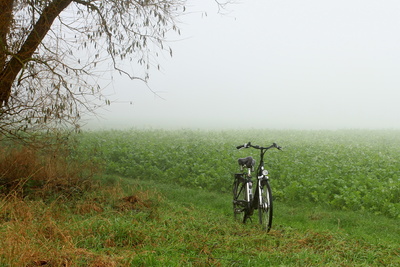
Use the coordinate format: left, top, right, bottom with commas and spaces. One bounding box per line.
0, 0, 73, 107
0, 0, 232, 141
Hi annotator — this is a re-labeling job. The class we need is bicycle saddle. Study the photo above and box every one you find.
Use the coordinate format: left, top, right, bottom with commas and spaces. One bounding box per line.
238, 156, 256, 168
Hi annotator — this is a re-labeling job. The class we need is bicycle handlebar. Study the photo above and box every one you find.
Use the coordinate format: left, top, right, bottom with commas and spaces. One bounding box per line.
236, 142, 282, 151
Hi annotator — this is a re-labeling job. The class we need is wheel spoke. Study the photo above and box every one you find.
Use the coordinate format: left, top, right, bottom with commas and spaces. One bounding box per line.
233, 177, 248, 223
258, 180, 273, 232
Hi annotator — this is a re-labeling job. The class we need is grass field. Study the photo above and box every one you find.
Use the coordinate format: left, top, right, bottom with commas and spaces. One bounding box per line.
1, 129, 399, 266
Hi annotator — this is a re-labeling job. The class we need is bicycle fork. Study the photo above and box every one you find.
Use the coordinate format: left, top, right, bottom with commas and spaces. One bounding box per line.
257, 176, 270, 210
255, 162, 269, 210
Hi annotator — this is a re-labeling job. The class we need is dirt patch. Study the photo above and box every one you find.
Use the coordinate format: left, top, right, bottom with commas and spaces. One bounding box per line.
115, 194, 153, 212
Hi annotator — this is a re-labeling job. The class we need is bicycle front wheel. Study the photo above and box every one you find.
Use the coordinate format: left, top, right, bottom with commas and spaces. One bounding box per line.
233, 175, 248, 223
258, 179, 273, 232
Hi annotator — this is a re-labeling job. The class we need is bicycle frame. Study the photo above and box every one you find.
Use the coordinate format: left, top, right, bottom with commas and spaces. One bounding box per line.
233, 142, 281, 231
234, 164, 267, 221
245, 146, 272, 208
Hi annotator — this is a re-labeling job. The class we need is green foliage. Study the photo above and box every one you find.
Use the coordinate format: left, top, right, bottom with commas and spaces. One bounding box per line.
73, 129, 400, 218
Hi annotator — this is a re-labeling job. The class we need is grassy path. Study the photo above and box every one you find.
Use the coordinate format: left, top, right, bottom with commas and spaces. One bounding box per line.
1, 175, 399, 266
117, 176, 400, 266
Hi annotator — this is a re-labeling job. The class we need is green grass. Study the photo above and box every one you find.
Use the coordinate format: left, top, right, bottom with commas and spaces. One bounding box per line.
1, 173, 399, 266
129, 177, 399, 265
1, 129, 400, 265
98, 175, 399, 266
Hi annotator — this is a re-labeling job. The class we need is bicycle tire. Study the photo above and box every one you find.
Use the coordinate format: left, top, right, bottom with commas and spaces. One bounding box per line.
258, 179, 273, 232
233, 175, 248, 223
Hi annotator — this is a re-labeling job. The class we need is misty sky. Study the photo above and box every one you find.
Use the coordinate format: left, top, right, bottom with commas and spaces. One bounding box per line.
85, 0, 400, 130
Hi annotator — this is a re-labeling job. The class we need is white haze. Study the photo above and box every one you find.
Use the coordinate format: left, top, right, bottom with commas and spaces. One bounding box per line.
84, 0, 400, 130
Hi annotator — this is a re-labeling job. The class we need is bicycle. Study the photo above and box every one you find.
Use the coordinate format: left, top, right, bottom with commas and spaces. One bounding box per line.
232, 142, 282, 232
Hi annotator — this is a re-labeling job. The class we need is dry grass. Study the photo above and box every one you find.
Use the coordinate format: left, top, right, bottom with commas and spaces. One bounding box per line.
0, 141, 114, 265
0, 144, 97, 198
0, 185, 158, 266
0, 194, 112, 266
0, 173, 161, 266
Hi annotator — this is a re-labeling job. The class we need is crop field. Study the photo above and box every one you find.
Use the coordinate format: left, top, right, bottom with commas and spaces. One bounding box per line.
74, 129, 400, 219
1, 128, 399, 265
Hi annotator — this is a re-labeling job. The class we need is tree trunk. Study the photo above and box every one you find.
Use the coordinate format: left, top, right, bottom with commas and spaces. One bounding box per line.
0, 0, 73, 107
0, 0, 14, 71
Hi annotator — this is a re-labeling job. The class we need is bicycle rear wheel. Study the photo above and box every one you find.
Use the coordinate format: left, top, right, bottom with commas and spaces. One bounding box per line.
258, 179, 273, 232
233, 174, 248, 223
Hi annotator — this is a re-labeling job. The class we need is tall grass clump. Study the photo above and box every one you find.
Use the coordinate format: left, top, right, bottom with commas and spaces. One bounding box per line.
0, 136, 99, 199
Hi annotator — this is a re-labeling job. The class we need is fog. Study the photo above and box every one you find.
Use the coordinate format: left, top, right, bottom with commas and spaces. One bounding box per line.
85, 0, 400, 130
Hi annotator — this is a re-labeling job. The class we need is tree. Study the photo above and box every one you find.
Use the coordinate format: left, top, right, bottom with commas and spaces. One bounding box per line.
0, 0, 188, 137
